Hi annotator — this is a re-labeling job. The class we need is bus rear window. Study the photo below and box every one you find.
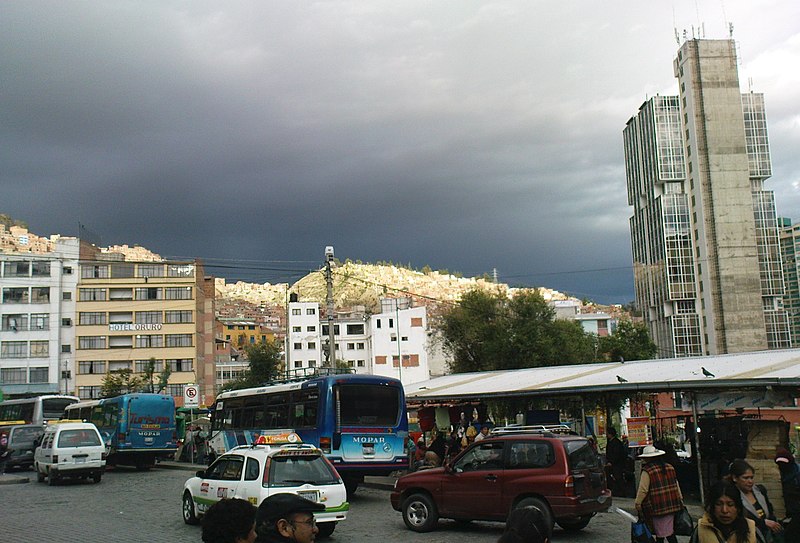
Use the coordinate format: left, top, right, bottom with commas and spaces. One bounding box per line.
338, 385, 399, 426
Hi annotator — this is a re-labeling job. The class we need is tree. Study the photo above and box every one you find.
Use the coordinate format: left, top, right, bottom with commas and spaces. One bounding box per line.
222, 338, 283, 391
439, 289, 597, 373
100, 369, 144, 398
597, 319, 658, 362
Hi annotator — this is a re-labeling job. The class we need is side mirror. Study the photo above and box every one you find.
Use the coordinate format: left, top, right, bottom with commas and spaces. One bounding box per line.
196, 470, 206, 478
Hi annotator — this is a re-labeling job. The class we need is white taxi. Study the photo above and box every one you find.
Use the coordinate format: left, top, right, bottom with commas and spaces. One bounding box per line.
182, 439, 348, 538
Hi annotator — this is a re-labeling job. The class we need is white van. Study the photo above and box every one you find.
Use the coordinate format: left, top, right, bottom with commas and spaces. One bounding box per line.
34, 421, 106, 485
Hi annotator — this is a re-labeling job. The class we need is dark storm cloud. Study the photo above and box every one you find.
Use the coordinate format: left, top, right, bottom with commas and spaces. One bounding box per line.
2, 1, 799, 304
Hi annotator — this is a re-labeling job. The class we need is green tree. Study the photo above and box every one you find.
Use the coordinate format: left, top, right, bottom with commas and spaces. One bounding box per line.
597, 319, 658, 362
100, 369, 144, 398
439, 289, 597, 373
222, 338, 283, 391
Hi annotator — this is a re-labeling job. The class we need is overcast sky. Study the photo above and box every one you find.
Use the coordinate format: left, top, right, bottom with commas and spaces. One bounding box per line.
2, 1, 799, 304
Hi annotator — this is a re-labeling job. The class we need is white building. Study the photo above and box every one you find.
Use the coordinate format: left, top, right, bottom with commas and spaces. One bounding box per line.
286, 301, 322, 374
370, 299, 430, 385
0, 238, 79, 397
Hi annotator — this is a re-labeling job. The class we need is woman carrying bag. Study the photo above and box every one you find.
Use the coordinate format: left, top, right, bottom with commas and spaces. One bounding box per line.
635, 445, 684, 543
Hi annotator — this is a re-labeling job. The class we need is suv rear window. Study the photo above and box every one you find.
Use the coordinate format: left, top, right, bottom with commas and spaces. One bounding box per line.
564, 439, 601, 470
269, 453, 340, 487
57, 429, 102, 448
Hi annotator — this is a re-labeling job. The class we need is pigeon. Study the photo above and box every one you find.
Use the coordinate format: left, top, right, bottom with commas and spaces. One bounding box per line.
701, 367, 715, 378
616, 375, 628, 383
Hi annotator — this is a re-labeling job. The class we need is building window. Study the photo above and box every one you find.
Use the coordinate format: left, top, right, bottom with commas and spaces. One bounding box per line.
165, 287, 192, 300
79, 288, 106, 301
62, 318, 72, 327
0, 367, 26, 383
29, 367, 49, 383
135, 334, 164, 348
165, 334, 192, 347
81, 264, 109, 279
165, 310, 192, 324
135, 287, 162, 301
2, 287, 28, 303
1, 341, 27, 358
166, 358, 193, 372
78, 361, 106, 374
31, 287, 49, 303
78, 386, 102, 399
79, 312, 106, 325
306, 308, 316, 315
30, 341, 49, 357
136, 311, 162, 324
292, 309, 301, 316
78, 336, 106, 349
138, 264, 165, 277
30, 314, 48, 330
61, 344, 71, 353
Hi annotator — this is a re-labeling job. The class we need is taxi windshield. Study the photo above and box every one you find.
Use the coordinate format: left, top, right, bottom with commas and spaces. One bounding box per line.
269, 454, 340, 487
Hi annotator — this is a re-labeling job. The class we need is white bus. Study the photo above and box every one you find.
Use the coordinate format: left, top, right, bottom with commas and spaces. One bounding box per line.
0, 395, 79, 425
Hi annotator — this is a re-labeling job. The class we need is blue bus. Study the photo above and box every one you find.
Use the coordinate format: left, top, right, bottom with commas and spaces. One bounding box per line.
64, 393, 178, 469
210, 373, 409, 494
0, 395, 79, 425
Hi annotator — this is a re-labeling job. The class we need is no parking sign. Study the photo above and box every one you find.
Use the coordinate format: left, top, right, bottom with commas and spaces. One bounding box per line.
184, 384, 199, 407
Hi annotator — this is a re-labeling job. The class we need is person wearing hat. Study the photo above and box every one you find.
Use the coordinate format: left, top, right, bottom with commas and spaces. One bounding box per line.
775, 448, 800, 540
634, 445, 684, 543
255, 493, 325, 543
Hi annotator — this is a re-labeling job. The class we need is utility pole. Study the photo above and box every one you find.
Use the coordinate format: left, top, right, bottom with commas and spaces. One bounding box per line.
324, 246, 336, 368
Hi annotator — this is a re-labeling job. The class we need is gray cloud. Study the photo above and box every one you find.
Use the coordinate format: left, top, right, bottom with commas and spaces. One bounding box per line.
2, 1, 799, 304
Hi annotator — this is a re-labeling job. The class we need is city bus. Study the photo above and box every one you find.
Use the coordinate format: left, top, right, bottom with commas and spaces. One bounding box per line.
211, 372, 409, 494
0, 395, 79, 425
64, 393, 178, 469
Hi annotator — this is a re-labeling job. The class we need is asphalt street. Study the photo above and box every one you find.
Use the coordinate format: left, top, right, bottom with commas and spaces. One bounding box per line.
0, 466, 696, 542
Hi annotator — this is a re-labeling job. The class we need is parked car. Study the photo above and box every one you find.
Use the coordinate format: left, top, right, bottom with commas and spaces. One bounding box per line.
182, 441, 348, 538
390, 427, 611, 533
0, 423, 44, 471
34, 421, 106, 484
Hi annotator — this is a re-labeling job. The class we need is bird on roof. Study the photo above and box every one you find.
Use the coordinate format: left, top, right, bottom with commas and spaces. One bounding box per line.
616, 375, 628, 383
701, 367, 715, 378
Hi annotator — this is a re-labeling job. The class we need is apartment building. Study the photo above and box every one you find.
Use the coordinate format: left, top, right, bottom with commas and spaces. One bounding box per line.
0, 238, 79, 397
74, 256, 215, 406
625, 39, 790, 357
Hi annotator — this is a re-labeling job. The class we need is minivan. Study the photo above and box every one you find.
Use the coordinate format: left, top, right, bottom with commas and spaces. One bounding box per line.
34, 421, 106, 485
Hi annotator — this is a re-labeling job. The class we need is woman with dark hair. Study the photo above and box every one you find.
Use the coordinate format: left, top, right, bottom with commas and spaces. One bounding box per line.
694, 481, 757, 543
202, 498, 257, 543
727, 459, 783, 542
497, 505, 550, 543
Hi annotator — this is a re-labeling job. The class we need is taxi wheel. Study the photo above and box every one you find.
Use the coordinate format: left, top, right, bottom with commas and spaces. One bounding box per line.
183, 491, 199, 525
402, 493, 439, 532
316, 522, 336, 538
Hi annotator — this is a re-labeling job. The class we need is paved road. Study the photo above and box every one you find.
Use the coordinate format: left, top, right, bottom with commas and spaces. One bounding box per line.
1, 467, 694, 542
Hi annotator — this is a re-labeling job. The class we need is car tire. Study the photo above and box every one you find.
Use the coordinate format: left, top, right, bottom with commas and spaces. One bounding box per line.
402, 493, 439, 533
557, 516, 592, 532
316, 521, 336, 538
92, 472, 102, 484
183, 491, 199, 525
514, 497, 553, 534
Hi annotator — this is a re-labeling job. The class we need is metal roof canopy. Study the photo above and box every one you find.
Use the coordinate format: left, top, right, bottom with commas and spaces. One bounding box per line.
404, 349, 800, 403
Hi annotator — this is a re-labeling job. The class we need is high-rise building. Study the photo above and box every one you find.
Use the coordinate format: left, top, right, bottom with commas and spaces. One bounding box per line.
625, 39, 790, 357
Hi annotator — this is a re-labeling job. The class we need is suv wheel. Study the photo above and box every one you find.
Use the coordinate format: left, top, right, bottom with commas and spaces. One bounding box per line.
183, 491, 199, 525
515, 497, 553, 534
316, 522, 336, 538
402, 493, 439, 532
557, 516, 592, 532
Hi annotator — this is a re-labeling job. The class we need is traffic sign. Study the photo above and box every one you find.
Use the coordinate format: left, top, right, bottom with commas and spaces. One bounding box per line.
184, 384, 199, 407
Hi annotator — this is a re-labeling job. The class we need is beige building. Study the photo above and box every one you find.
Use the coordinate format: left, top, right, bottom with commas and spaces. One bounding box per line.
74, 255, 215, 406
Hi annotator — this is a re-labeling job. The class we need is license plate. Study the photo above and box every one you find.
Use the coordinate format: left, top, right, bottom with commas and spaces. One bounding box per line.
297, 490, 320, 502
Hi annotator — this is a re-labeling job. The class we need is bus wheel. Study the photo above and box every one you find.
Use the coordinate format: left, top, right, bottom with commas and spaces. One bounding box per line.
183, 491, 199, 525
316, 522, 336, 538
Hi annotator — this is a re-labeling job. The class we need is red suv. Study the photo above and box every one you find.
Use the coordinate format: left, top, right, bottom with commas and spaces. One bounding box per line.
390, 428, 611, 533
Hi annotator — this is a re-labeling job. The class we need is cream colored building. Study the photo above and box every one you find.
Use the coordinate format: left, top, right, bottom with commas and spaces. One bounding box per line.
74, 256, 215, 406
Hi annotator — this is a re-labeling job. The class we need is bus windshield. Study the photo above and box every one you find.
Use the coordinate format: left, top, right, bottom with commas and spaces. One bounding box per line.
338, 384, 400, 426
